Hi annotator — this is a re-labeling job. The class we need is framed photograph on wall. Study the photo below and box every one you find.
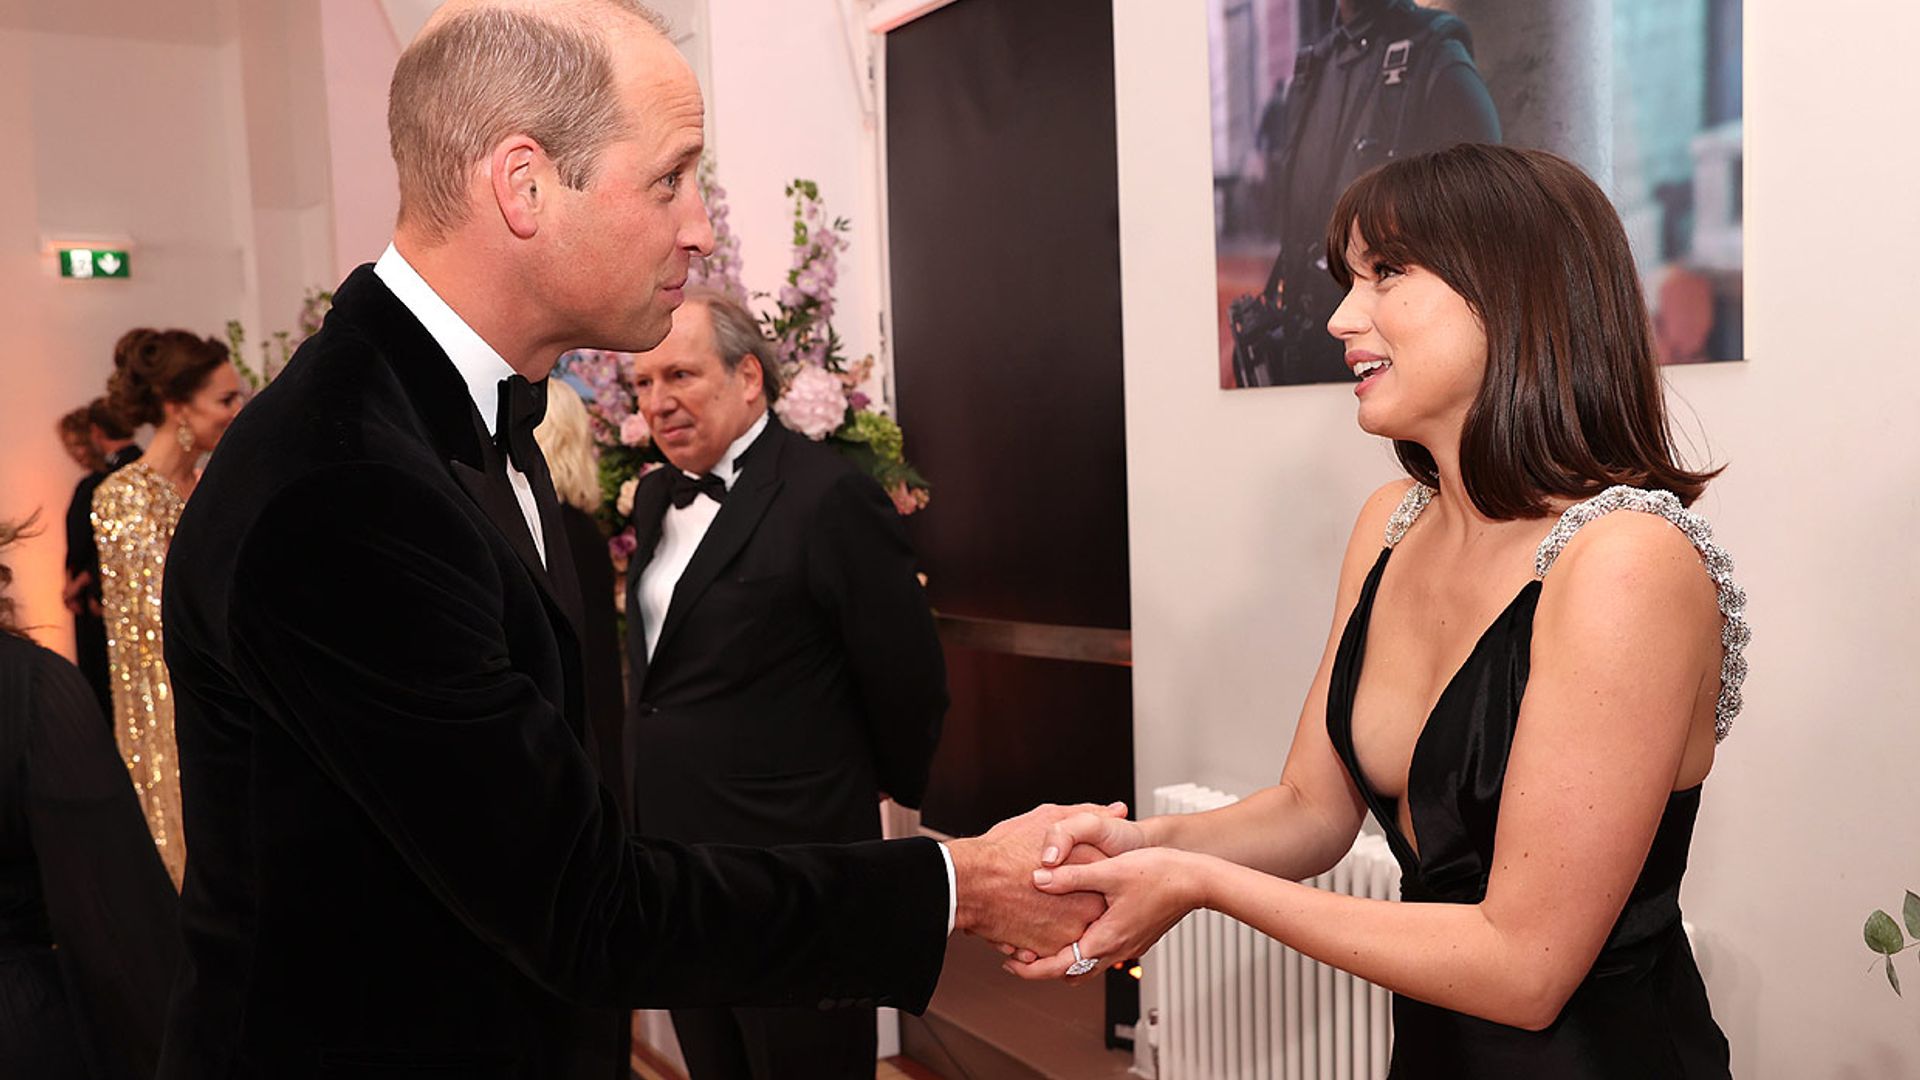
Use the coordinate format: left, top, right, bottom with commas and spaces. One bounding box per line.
1210, 0, 1744, 389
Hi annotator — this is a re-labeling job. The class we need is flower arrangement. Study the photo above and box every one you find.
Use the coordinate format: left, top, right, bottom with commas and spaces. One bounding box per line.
556, 164, 931, 575
764, 179, 930, 515
226, 286, 334, 389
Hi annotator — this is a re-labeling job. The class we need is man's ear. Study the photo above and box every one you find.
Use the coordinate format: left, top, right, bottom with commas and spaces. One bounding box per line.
738, 354, 765, 406
489, 136, 547, 240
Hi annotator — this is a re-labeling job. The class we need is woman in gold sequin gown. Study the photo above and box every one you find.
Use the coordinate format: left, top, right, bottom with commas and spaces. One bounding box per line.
93, 329, 246, 888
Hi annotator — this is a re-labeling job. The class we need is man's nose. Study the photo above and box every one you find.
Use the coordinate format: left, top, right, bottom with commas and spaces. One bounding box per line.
639, 386, 675, 418
684, 190, 716, 258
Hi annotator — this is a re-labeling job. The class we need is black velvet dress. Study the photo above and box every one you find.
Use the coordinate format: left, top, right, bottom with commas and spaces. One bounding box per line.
0, 633, 179, 1080
1325, 486, 1735, 1078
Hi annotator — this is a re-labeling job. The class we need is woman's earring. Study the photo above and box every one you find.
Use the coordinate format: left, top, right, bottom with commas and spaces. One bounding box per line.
176, 419, 195, 453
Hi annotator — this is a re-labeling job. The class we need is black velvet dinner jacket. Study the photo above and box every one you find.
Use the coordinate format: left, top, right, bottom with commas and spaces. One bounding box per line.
624, 419, 947, 848
158, 266, 949, 1079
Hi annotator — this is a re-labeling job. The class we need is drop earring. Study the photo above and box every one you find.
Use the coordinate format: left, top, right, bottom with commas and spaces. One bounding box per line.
176, 419, 195, 453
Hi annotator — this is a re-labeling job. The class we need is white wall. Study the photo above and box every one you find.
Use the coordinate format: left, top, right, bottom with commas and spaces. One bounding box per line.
237, 0, 340, 326
706, 0, 886, 376
0, 25, 257, 657
319, 0, 403, 277
1114, 1, 1920, 1076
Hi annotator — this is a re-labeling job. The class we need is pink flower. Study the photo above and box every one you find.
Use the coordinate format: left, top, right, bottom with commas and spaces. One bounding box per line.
608, 528, 638, 572
888, 482, 929, 516
619, 413, 651, 447
616, 477, 640, 517
774, 365, 849, 440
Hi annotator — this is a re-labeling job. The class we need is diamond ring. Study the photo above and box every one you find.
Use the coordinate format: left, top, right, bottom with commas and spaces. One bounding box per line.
1065, 941, 1101, 977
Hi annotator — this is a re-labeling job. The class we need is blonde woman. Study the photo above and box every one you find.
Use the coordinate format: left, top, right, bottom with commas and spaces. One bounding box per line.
534, 378, 626, 796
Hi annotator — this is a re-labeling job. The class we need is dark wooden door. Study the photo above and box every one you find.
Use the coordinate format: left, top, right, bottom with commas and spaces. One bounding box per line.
886, 0, 1131, 836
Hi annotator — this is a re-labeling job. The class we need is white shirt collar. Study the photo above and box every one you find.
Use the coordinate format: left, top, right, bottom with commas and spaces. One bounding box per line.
691, 411, 770, 490
373, 243, 517, 437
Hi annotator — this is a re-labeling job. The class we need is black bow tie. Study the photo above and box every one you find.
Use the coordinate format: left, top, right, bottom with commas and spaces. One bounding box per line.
494, 375, 547, 474
670, 470, 728, 509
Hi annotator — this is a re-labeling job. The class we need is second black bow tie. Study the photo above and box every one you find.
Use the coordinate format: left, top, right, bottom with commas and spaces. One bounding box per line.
670, 471, 728, 509
495, 375, 548, 475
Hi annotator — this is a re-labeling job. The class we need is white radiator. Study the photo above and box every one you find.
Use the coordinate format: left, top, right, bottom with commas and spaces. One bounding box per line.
1142, 783, 1402, 1080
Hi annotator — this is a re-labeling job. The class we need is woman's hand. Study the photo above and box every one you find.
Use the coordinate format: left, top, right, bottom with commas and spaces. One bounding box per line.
1038, 805, 1147, 868
1004, 847, 1212, 982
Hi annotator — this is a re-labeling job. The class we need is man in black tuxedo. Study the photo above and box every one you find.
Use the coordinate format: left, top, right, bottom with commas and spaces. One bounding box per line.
157, 3, 1106, 1077
624, 292, 946, 1078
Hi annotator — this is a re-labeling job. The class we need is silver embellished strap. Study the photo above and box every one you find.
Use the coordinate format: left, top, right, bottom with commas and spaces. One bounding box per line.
1383, 483, 1435, 548
1534, 486, 1748, 742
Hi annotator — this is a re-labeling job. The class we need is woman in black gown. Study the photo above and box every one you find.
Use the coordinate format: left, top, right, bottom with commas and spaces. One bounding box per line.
0, 514, 180, 1079
1015, 146, 1740, 1076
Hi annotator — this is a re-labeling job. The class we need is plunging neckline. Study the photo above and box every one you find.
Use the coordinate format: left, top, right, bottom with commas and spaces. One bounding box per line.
1341, 544, 1541, 862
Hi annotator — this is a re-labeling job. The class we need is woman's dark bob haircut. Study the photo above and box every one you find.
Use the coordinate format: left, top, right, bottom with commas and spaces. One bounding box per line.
1325, 143, 1719, 520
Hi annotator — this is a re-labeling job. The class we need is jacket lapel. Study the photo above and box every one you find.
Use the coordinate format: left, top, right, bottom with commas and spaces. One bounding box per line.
524, 450, 585, 638
437, 396, 579, 649
651, 422, 787, 665
625, 470, 673, 692
451, 454, 550, 592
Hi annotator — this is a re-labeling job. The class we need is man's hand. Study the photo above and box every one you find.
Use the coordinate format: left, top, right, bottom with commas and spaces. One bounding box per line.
945, 802, 1127, 958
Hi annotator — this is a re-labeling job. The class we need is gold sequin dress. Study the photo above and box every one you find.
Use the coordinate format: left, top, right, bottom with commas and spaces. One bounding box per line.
91, 461, 187, 889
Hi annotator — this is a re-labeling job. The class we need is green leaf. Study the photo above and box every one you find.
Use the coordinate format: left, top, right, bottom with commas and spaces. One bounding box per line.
1905, 891, 1920, 939
1889, 955, 1903, 996
1866, 909, 1905, 954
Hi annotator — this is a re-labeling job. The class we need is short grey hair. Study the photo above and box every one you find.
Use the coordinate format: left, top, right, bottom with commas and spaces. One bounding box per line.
388, 1, 672, 242
687, 288, 782, 401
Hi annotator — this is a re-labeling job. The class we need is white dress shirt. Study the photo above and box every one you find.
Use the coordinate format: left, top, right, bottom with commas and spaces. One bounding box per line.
374, 244, 546, 566
637, 411, 768, 661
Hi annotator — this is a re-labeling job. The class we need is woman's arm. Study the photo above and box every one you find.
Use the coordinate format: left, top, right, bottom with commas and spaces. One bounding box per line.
1044, 481, 1411, 881
1025, 512, 1723, 1030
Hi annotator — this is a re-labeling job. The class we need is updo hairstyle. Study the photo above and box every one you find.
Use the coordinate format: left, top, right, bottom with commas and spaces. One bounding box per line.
105, 328, 231, 430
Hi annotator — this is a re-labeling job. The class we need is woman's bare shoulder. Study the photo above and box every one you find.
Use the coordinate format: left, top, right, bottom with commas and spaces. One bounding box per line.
1536, 508, 1723, 649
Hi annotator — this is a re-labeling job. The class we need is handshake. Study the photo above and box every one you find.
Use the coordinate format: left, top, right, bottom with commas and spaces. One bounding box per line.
945, 801, 1206, 984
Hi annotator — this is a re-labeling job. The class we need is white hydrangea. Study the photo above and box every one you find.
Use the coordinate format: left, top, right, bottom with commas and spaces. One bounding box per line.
773, 365, 848, 441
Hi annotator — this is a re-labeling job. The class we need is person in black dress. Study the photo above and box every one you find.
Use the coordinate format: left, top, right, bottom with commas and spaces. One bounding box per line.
0, 513, 181, 1080
62, 396, 143, 721
1016, 146, 1740, 1077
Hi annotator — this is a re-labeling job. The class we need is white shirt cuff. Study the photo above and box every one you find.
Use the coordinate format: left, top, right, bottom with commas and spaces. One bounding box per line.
938, 841, 957, 935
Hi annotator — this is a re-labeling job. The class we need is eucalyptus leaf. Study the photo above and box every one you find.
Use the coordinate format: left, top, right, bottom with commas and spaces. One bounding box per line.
1905, 891, 1920, 939
1865, 909, 1905, 954
1888, 955, 1903, 996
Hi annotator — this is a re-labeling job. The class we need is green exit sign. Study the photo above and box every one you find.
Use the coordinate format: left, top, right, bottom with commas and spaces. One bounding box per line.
58, 248, 130, 279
